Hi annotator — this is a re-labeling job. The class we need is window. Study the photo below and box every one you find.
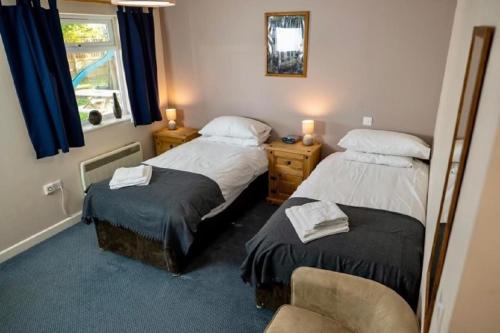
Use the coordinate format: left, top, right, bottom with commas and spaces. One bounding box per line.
61, 16, 129, 127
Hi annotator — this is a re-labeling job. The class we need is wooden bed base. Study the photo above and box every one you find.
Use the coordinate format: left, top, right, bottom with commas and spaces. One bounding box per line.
256, 283, 291, 310
93, 174, 267, 275
95, 220, 182, 273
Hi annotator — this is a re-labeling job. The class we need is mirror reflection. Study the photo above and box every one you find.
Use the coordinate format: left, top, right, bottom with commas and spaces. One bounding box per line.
425, 26, 494, 333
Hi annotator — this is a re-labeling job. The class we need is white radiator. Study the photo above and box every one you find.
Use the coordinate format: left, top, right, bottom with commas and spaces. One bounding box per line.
80, 142, 143, 191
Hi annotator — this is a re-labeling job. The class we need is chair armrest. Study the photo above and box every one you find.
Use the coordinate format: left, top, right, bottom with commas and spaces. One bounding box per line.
291, 267, 419, 333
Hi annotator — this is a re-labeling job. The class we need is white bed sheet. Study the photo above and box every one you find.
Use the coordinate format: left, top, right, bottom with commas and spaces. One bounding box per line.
292, 152, 429, 225
144, 137, 268, 219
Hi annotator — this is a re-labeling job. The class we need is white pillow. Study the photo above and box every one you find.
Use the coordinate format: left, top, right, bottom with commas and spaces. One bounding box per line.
338, 129, 431, 160
199, 116, 271, 140
343, 150, 414, 168
201, 135, 268, 147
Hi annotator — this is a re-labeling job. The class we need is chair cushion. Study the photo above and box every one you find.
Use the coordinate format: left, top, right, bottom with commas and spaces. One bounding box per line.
265, 305, 353, 333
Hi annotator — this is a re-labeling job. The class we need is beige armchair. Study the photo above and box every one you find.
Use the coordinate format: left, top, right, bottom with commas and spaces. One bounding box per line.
264, 267, 419, 333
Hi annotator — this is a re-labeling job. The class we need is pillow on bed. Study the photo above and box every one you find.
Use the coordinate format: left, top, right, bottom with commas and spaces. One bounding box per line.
338, 129, 431, 160
343, 150, 414, 168
199, 116, 271, 141
202, 135, 267, 147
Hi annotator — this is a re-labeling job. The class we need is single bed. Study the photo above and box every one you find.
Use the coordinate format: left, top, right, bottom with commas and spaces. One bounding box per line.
82, 117, 270, 274
240, 151, 429, 310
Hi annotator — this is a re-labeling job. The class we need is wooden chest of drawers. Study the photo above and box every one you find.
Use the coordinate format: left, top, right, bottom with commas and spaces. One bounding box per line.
153, 127, 200, 156
265, 141, 322, 204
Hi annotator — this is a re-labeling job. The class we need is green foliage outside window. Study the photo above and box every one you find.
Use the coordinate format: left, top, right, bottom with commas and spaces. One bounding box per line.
61, 23, 109, 44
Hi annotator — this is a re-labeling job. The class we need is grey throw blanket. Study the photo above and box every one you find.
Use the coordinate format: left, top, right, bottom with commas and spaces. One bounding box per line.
82, 167, 225, 255
240, 197, 424, 309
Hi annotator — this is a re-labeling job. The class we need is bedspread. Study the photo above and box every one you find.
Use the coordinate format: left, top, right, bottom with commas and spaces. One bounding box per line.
82, 167, 225, 255
241, 197, 424, 309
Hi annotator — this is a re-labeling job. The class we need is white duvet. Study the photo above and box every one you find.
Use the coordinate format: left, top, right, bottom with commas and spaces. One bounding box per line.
144, 137, 268, 218
293, 152, 429, 225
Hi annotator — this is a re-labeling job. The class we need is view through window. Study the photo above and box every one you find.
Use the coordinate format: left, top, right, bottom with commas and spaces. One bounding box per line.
61, 16, 128, 125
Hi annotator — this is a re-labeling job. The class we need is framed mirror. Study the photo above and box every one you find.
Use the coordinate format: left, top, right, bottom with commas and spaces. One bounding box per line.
424, 26, 495, 332
265, 11, 309, 77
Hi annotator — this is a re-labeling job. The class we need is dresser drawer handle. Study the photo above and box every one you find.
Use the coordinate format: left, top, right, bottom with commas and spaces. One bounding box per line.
169, 144, 174, 148
286, 160, 292, 165
270, 176, 277, 181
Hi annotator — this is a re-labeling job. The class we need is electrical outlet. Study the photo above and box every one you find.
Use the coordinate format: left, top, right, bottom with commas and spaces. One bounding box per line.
43, 180, 63, 195
362, 116, 373, 127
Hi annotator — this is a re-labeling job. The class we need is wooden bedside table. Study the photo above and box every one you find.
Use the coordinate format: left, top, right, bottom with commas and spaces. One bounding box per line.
153, 127, 200, 156
266, 140, 322, 204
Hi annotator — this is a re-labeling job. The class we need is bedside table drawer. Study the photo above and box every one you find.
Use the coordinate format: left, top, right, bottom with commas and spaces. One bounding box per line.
152, 127, 200, 156
269, 173, 302, 197
276, 157, 303, 169
270, 172, 302, 183
273, 151, 304, 177
277, 180, 297, 196
156, 136, 185, 144
154, 138, 181, 155
266, 140, 322, 205
273, 150, 305, 162
275, 164, 304, 177
159, 141, 179, 149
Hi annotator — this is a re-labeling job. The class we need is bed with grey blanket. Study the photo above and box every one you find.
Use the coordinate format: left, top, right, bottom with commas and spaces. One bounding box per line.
240, 197, 424, 309
82, 167, 225, 256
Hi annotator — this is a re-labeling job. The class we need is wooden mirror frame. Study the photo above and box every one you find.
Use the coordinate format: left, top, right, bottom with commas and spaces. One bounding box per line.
265, 11, 310, 78
424, 26, 495, 333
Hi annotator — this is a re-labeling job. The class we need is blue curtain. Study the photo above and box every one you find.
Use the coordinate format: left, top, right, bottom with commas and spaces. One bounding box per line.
117, 6, 161, 126
0, 0, 84, 159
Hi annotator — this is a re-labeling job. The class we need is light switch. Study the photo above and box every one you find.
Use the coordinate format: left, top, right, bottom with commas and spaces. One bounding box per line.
362, 116, 373, 127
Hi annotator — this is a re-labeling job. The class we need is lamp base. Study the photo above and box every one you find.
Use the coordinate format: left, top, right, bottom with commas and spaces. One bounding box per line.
302, 134, 314, 146
168, 120, 177, 130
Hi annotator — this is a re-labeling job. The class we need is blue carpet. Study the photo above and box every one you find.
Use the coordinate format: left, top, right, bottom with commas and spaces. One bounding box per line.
0, 199, 277, 333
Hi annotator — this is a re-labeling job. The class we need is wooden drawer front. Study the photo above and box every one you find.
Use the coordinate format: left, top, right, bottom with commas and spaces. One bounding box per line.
277, 173, 301, 196
277, 180, 298, 196
266, 142, 322, 205
273, 150, 304, 161
278, 173, 302, 184
158, 136, 184, 144
276, 156, 303, 169
269, 173, 302, 198
276, 164, 303, 177
155, 138, 180, 155
273, 152, 304, 177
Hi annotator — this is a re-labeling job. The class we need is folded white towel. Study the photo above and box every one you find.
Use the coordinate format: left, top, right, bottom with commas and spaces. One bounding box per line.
109, 165, 153, 190
112, 165, 148, 182
285, 201, 349, 243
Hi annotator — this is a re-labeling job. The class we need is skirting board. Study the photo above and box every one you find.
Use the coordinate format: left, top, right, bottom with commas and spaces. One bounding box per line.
0, 212, 82, 264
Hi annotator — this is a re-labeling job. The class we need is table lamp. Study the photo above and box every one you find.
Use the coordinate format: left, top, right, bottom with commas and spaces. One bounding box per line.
302, 120, 315, 146
166, 108, 177, 130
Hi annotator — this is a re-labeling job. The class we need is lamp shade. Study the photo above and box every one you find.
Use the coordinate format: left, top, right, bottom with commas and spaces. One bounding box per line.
302, 120, 315, 135
166, 108, 177, 121
111, 0, 175, 7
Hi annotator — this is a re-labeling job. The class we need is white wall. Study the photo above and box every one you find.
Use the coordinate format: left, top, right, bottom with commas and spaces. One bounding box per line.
448, 131, 500, 332
0, 1, 168, 253
423, 0, 500, 331
161, 0, 456, 154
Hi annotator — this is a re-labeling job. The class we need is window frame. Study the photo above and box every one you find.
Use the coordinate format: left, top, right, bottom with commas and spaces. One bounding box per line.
60, 14, 131, 129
